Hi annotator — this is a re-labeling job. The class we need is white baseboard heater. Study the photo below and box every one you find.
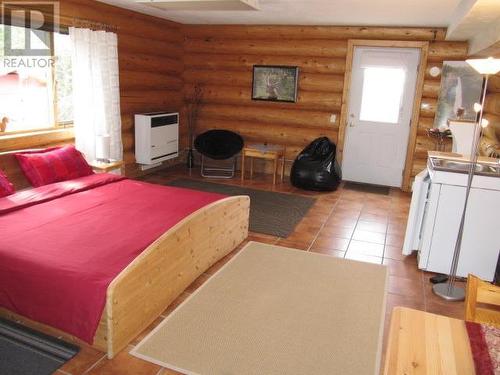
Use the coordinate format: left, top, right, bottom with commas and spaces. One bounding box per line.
135, 112, 179, 165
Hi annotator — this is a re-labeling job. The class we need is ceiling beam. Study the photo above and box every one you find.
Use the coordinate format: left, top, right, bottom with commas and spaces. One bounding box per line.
446, 0, 500, 56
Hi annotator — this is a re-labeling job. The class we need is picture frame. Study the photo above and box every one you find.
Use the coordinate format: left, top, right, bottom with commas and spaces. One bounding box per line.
251, 65, 299, 103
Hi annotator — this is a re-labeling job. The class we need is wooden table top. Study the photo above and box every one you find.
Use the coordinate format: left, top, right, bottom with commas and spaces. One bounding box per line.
384, 307, 475, 375
88, 159, 124, 172
244, 143, 285, 155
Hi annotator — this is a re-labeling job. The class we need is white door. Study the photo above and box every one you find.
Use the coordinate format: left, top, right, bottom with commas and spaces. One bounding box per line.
342, 47, 421, 187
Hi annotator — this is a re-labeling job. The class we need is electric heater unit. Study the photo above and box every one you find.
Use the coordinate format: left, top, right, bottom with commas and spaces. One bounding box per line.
135, 112, 179, 165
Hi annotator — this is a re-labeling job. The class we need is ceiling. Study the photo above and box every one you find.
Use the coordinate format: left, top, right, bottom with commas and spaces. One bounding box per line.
446, 0, 500, 55
98, 0, 463, 26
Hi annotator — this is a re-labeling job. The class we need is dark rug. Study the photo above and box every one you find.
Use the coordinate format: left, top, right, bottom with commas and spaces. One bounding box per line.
343, 182, 390, 195
0, 318, 79, 375
166, 179, 316, 238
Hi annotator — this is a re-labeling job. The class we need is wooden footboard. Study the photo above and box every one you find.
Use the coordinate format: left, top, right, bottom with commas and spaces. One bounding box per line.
104, 195, 250, 357
0, 195, 249, 358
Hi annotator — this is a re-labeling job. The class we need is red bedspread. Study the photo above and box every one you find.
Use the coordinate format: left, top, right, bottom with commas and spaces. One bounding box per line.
0, 174, 225, 343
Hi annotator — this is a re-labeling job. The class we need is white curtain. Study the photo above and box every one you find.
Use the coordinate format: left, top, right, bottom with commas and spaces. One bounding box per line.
69, 28, 123, 161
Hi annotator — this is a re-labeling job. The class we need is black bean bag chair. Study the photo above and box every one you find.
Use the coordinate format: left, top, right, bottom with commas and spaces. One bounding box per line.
194, 130, 244, 178
290, 137, 341, 191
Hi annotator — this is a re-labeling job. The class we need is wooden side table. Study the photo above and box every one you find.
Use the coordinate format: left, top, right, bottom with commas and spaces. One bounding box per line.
384, 307, 475, 375
241, 143, 286, 185
89, 160, 124, 174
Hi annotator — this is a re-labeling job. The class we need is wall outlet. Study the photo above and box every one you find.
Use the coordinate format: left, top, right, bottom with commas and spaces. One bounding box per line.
330, 114, 337, 123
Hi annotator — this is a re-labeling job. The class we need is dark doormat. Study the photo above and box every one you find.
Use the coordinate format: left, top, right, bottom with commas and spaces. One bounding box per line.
0, 318, 79, 375
166, 179, 316, 238
343, 181, 390, 195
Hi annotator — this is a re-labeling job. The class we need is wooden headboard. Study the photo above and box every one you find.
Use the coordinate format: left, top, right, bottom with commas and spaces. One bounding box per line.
0, 150, 35, 190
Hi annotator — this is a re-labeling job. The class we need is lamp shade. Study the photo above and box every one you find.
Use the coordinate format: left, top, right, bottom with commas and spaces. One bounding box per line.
466, 57, 500, 75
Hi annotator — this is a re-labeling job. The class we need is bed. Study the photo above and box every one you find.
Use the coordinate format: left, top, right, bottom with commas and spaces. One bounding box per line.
0, 151, 250, 358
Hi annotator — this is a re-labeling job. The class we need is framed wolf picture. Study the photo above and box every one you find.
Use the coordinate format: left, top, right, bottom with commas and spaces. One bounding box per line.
252, 65, 299, 103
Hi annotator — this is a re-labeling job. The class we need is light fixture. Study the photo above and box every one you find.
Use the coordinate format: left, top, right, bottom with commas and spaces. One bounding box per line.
136, 0, 260, 11
429, 66, 441, 77
433, 57, 500, 301
465, 57, 500, 75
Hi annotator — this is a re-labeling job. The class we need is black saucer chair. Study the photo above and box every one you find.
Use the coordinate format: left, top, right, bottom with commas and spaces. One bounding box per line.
194, 130, 244, 178
290, 137, 341, 191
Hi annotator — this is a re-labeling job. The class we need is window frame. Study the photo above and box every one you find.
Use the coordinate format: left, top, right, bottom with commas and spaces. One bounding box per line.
0, 24, 73, 137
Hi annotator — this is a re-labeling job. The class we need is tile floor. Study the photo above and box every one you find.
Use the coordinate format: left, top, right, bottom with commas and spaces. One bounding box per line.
55, 166, 466, 375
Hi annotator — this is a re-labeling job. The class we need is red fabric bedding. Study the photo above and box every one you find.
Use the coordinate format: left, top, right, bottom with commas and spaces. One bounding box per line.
0, 174, 226, 343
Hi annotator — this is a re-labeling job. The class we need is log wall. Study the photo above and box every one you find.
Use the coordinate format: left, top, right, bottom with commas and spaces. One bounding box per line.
483, 73, 500, 155
183, 25, 468, 180
0, 0, 184, 176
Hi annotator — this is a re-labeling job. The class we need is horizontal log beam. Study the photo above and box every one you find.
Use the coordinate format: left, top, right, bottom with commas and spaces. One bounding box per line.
183, 84, 342, 112
183, 25, 446, 41
184, 38, 348, 58
484, 93, 500, 116
422, 80, 440, 99
427, 42, 468, 62
0, 129, 74, 152
420, 98, 438, 118
198, 104, 339, 129
118, 36, 182, 59
488, 74, 500, 93
183, 69, 343, 93
183, 53, 346, 74
119, 53, 183, 76
196, 118, 338, 147
119, 71, 183, 90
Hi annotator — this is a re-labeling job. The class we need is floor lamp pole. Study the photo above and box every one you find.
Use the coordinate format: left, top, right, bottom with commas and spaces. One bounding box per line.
432, 74, 489, 301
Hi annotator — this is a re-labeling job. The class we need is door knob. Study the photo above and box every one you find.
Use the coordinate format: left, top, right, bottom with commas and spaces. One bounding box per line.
349, 114, 355, 127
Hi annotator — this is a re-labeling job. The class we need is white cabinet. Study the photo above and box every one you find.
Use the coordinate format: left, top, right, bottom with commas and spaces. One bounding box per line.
416, 176, 500, 281
135, 112, 179, 165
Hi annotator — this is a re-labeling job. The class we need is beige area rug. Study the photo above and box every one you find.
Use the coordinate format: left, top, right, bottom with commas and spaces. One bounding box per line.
131, 242, 388, 375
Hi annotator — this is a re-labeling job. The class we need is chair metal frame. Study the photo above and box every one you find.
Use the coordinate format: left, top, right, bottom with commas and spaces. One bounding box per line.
200, 154, 237, 179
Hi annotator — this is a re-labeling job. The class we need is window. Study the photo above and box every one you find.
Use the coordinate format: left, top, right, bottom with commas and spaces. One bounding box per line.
359, 67, 406, 124
0, 24, 73, 134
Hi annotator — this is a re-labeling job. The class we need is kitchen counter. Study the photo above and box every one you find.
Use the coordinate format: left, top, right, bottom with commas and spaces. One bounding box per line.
428, 151, 499, 165
404, 154, 500, 281
427, 154, 500, 190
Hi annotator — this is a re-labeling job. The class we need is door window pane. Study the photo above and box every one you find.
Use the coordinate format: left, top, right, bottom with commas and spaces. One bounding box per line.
359, 67, 406, 124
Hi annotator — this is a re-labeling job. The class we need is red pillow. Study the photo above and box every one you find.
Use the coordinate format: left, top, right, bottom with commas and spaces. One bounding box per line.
15, 145, 94, 187
0, 169, 15, 197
